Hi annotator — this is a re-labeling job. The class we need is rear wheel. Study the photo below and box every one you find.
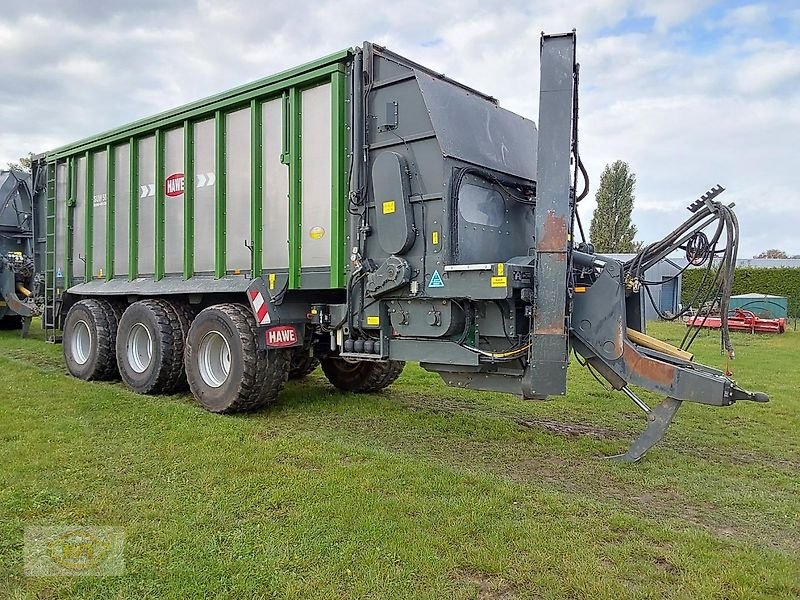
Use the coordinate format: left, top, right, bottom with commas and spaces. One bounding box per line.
116, 299, 188, 394
184, 303, 290, 413
320, 357, 405, 393
63, 298, 121, 380
288, 348, 319, 380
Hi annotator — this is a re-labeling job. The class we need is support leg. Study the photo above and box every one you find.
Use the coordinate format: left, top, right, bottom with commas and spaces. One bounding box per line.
609, 397, 682, 463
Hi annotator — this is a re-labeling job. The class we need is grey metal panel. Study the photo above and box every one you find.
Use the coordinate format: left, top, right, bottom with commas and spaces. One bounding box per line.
416, 70, 538, 181
137, 135, 156, 276
114, 144, 130, 277
55, 163, 67, 280
300, 82, 332, 268
92, 150, 107, 278
164, 127, 184, 274
73, 156, 86, 281
68, 274, 250, 296
262, 98, 289, 271
193, 119, 215, 273
225, 108, 251, 272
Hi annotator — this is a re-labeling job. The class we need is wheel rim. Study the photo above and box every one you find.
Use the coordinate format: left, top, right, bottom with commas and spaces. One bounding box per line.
198, 330, 231, 388
127, 323, 153, 374
72, 320, 92, 365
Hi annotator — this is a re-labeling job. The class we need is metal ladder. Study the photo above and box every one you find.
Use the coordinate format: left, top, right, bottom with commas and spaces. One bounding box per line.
43, 162, 61, 342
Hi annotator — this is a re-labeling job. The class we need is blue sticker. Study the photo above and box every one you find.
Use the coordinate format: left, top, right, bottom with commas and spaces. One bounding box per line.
56, 267, 63, 278
428, 270, 444, 288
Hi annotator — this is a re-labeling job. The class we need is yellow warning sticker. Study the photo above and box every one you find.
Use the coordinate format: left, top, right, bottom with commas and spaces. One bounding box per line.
382, 200, 396, 214
490, 276, 507, 288
496, 263, 504, 276
366, 315, 380, 326
269, 273, 276, 290
432, 231, 439, 245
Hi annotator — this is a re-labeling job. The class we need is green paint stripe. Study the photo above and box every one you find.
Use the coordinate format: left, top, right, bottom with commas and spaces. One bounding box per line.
85, 150, 93, 281
47, 55, 349, 159
129, 137, 139, 280
250, 99, 263, 277
106, 144, 115, 280
214, 111, 226, 279
65, 158, 74, 289
183, 120, 194, 280
330, 70, 347, 288
288, 87, 301, 289
154, 129, 165, 281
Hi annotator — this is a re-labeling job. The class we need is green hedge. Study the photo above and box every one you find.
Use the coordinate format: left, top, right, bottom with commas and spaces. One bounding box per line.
682, 267, 800, 317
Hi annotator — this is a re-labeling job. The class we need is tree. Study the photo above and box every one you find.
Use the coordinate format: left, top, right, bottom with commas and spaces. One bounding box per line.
589, 160, 638, 253
7, 154, 33, 173
755, 249, 789, 259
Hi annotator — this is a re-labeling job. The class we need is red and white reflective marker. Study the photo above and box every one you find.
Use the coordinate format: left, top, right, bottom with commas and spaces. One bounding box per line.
248, 289, 271, 324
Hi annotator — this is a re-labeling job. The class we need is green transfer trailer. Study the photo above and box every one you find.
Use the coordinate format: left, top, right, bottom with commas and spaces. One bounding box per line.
34, 33, 767, 461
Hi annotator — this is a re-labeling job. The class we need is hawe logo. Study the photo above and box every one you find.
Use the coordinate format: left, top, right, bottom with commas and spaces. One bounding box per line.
165, 173, 185, 197
265, 325, 299, 348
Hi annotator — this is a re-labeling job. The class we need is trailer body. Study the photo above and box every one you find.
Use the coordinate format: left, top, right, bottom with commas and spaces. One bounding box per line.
34, 32, 767, 461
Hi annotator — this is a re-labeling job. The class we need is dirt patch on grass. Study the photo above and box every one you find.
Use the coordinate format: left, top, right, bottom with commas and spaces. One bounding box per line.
453, 569, 524, 599
516, 418, 619, 439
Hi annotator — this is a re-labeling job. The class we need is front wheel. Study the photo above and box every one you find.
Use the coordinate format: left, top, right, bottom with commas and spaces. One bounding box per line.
184, 303, 290, 413
63, 298, 122, 381
320, 357, 405, 393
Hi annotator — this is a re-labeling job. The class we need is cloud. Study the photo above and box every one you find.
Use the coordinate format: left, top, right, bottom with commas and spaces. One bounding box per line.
0, 0, 796, 256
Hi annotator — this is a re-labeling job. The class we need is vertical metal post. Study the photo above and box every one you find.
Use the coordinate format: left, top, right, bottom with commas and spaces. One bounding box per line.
129, 137, 139, 280
65, 157, 74, 289
85, 150, 93, 281
330, 69, 347, 288
183, 120, 194, 280
214, 110, 226, 279
522, 32, 576, 399
287, 87, 302, 289
154, 129, 165, 281
106, 144, 115, 280
250, 99, 263, 277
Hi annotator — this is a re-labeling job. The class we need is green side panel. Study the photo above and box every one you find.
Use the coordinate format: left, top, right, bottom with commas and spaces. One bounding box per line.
84, 150, 93, 281
129, 137, 139, 280
47, 52, 350, 160
214, 111, 226, 279
250, 99, 263, 277
106, 145, 115, 280
183, 120, 194, 279
154, 129, 165, 281
288, 86, 302, 289
330, 70, 347, 288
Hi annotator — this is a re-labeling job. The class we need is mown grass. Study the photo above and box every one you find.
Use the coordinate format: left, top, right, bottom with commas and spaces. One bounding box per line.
0, 321, 798, 599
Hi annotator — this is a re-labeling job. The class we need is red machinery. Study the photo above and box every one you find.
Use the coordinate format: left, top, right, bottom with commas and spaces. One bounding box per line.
686, 309, 786, 334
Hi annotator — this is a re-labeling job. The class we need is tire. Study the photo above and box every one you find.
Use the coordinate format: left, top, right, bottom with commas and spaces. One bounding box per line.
184, 303, 290, 413
116, 299, 188, 395
320, 357, 405, 393
63, 298, 121, 381
288, 348, 319, 380
0, 315, 23, 330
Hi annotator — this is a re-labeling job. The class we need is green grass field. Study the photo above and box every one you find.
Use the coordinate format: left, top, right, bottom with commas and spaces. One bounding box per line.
1, 321, 798, 599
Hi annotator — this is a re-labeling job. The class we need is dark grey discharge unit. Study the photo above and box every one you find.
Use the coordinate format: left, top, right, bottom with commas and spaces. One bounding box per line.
0, 169, 43, 334
31, 32, 767, 461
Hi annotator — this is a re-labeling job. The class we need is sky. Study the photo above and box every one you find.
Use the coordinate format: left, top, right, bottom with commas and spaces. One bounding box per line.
1, 0, 798, 257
